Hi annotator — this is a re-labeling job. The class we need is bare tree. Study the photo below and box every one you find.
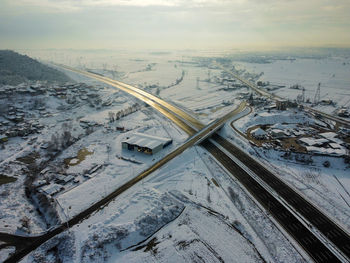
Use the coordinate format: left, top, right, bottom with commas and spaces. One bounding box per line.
61, 122, 73, 147
108, 111, 115, 123
48, 133, 60, 152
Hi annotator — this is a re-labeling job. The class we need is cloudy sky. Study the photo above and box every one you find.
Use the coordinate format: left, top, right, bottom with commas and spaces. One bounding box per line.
1, 0, 349, 50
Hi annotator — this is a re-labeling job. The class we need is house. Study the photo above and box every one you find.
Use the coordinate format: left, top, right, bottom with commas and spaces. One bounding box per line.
33, 180, 47, 188
40, 184, 63, 196
251, 127, 267, 140
122, 133, 172, 155
276, 99, 288, 110
270, 129, 288, 139
298, 137, 329, 147
319, 132, 344, 145
56, 174, 74, 185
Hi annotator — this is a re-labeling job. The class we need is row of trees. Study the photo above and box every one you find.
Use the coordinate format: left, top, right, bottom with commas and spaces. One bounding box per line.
108, 103, 141, 123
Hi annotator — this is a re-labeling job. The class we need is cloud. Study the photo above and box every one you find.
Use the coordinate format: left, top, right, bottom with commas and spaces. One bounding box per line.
0, 0, 349, 49
3, 0, 260, 12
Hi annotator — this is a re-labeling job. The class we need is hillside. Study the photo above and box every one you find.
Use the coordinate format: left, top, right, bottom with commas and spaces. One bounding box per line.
0, 50, 71, 85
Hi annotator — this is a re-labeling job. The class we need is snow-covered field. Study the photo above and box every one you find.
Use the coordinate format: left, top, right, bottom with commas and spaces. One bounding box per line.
21, 147, 305, 263
1, 49, 349, 262
234, 57, 350, 114
24, 49, 252, 124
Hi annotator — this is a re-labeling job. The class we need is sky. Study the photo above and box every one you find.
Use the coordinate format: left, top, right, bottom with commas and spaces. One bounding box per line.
0, 0, 350, 50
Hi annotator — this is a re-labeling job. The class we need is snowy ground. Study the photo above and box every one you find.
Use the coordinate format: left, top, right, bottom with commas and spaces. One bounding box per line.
25, 49, 252, 124
2, 49, 349, 262
233, 57, 350, 115
54, 109, 187, 221
223, 107, 350, 233
21, 147, 305, 263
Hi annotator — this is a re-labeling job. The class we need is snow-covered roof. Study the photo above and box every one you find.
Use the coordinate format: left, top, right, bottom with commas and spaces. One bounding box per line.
306, 146, 346, 157
270, 129, 289, 136
251, 128, 267, 136
299, 137, 328, 146
293, 130, 305, 136
319, 132, 337, 139
41, 184, 62, 195
329, 143, 341, 149
122, 133, 172, 150
319, 132, 343, 144
271, 123, 285, 130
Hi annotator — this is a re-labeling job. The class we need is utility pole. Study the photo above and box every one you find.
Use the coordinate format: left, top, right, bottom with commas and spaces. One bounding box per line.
302, 87, 305, 103
314, 83, 321, 105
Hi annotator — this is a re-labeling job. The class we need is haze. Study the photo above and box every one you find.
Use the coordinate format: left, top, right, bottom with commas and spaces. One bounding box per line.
1, 0, 350, 50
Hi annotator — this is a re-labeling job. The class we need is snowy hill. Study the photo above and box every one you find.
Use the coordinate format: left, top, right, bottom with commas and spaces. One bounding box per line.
0, 50, 71, 85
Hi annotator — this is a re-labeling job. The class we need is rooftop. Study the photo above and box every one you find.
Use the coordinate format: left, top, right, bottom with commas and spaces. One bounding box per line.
122, 132, 172, 150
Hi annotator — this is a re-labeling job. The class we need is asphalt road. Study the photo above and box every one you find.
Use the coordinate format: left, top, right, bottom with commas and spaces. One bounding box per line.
2, 95, 245, 263
212, 133, 350, 261
58, 65, 350, 261
203, 139, 341, 262
217, 63, 350, 128
57, 64, 204, 131
4, 64, 348, 262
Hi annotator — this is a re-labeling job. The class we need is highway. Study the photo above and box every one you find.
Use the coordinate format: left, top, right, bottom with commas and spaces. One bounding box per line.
211, 134, 350, 262
56, 65, 350, 262
4, 64, 349, 262
57, 64, 204, 131
2, 91, 245, 263
203, 140, 342, 262
217, 64, 350, 128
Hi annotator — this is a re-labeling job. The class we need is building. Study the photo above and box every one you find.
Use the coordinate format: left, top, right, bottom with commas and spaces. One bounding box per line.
56, 174, 74, 185
251, 127, 267, 140
40, 184, 64, 196
276, 99, 288, 110
270, 129, 288, 139
122, 133, 172, 155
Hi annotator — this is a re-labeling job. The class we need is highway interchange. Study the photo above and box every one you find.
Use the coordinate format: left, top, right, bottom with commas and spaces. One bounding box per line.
3, 65, 350, 263
217, 64, 350, 128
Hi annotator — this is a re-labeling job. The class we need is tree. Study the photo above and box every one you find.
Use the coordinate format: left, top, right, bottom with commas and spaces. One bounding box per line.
61, 122, 73, 147
48, 133, 60, 152
108, 111, 115, 123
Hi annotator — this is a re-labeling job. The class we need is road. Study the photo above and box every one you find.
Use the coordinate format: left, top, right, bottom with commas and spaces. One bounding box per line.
57, 64, 204, 131
203, 139, 342, 262
217, 63, 350, 128
211, 134, 350, 262
2, 93, 245, 263
55, 65, 350, 261
4, 64, 349, 262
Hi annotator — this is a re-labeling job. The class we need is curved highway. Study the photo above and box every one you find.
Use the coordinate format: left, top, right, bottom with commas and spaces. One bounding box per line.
217, 63, 350, 128
5, 64, 348, 263
58, 65, 350, 262
57, 64, 204, 131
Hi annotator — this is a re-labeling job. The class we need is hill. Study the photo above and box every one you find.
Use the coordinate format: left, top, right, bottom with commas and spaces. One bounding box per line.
0, 50, 71, 85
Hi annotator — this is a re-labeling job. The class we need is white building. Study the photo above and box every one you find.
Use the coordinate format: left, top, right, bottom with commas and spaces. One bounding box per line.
122, 133, 172, 155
